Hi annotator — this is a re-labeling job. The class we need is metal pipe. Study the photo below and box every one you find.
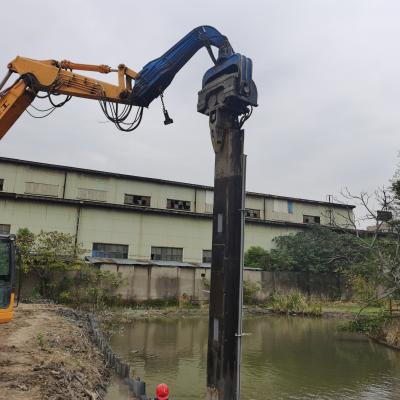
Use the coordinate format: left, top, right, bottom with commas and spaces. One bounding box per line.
206, 110, 244, 400
263, 196, 266, 221
236, 153, 247, 400
62, 171, 67, 199
74, 206, 81, 256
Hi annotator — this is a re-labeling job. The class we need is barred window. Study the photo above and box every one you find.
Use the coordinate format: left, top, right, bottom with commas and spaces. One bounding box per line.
92, 243, 129, 259
303, 215, 320, 224
0, 224, 10, 235
202, 250, 212, 263
167, 199, 191, 211
124, 194, 151, 207
151, 246, 183, 262
25, 182, 59, 197
245, 208, 261, 219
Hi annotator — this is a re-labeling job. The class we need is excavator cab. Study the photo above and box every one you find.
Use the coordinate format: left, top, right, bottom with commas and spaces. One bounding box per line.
0, 234, 16, 323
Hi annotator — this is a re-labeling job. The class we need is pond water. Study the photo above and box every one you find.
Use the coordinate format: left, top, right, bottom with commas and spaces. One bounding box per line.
106, 316, 400, 400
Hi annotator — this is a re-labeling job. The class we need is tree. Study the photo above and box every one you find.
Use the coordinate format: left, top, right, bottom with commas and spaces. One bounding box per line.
391, 156, 400, 201
330, 187, 400, 305
16, 228, 35, 273
392, 180, 400, 200
244, 227, 366, 273
331, 183, 400, 343
17, 229, 84, 298
244, 246, 269, 268
272, 226, 367, 273
16, 228, 123, 305
32, 231, 85, 298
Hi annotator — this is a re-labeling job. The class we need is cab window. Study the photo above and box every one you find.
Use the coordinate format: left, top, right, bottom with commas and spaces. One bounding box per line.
0, 240, 10, 278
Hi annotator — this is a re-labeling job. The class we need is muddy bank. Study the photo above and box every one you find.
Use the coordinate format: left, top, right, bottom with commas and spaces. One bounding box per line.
98, 305, 356, 331
0, 304, 110, 400
369, 318, 400, 351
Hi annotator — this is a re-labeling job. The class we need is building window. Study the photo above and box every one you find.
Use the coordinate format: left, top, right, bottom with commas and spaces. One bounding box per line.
77, 188, 107, 202
124, 194, 151, 207
25, 182, 59, 197
303, 215, 320, 224
0, 224, 10, 235
287, 201, 294, 214
151, 246, 183, 262
167, 199, 191, 211
202, 250, 212, 263
92, 243, 128, 259
245, 208, 261, 219
0, 179, 4, 191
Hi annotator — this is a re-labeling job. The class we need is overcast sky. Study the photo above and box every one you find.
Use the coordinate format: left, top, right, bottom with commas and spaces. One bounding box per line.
1, 0, 399, 218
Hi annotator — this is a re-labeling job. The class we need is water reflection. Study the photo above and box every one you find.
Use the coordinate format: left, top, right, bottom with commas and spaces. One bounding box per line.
106, 316, 400, 400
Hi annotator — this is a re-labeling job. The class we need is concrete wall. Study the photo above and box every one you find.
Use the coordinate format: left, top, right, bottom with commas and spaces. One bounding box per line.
100, 264, 212, 302
18, 262, 344, 301
99, 264, 343, 302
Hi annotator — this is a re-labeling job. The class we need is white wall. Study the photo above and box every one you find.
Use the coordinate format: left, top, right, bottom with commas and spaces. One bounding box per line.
0, 159, 355, 263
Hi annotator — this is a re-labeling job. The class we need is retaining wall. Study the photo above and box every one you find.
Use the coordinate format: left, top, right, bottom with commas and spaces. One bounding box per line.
98, 263, 346, 301
18, 263, 347, 301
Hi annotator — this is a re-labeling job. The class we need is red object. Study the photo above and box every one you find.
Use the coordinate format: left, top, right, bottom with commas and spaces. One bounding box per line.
156, 383, 169, 400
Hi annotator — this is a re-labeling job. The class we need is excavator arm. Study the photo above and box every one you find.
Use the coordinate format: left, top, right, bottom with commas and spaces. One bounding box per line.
0, 25, 256, 139
0, 56, 144, 139
0, 77, 35, 139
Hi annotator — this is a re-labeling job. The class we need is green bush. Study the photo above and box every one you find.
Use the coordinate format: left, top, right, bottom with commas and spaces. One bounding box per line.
243, 280, 261, 305
347, 274, 378, 304
340, 313, 391, 337
63, 265, 123, 308
16, 228, 123, 308
244, 246, 269, 269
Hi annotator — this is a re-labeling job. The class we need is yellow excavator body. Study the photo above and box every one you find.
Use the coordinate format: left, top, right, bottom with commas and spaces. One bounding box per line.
0, 293, 14, 324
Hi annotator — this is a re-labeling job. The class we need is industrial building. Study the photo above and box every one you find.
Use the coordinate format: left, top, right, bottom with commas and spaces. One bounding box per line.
0, 157, 354, 264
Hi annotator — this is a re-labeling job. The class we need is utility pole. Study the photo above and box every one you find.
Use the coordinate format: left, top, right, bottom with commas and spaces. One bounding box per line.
198, 56, 257, 400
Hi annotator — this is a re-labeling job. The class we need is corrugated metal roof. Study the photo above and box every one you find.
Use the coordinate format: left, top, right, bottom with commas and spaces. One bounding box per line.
85, 257, 265, 270
85, 256, 142, 265
86, 256, 202, 268
149, 260, 195, 268
197, 262, 211, 269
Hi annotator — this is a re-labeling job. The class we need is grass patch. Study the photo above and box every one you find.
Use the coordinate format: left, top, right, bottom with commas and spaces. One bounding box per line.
265, 291, 322, 316
321, 302, 384, 315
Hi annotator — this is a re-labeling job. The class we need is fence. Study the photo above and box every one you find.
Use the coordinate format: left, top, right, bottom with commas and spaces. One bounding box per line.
94, 259, 347, 301
89, 314, 148, 399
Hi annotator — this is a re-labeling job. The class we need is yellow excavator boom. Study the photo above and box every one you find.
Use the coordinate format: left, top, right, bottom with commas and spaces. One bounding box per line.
0, 56, 139, 139
0, 79, 35, 140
